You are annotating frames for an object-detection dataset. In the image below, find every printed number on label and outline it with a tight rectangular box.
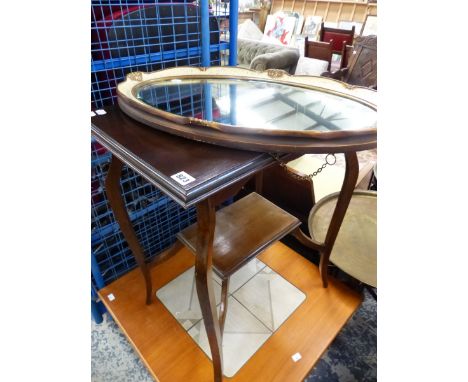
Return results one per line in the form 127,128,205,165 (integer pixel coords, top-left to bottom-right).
171,171,196,185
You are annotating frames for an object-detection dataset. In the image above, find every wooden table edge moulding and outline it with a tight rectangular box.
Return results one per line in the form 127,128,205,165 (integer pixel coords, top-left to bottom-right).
92,66,377,382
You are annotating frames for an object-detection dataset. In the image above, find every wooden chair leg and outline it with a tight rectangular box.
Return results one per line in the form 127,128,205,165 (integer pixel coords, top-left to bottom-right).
219,277,230,336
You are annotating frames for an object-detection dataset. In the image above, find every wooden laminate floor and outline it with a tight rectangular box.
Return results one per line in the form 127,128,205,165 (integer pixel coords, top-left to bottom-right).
97,241,362,382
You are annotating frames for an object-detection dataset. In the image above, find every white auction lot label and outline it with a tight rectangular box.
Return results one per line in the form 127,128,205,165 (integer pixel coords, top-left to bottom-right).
291,352,302,362
171,171,196,185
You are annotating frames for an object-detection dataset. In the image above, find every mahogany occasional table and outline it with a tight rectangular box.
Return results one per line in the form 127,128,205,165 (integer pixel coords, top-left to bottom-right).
92,67,376,382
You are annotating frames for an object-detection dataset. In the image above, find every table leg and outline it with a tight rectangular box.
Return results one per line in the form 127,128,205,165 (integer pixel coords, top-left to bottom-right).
255,171,263,194
319,152,359,288
105,155,153,305
219,277,230,337
195,198,223,382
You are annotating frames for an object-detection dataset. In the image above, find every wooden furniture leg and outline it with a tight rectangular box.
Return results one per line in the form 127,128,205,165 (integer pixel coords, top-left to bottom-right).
195,198,223,382
105,155,153,305
319,152,359,287
255,171,264,194
219,278,230,336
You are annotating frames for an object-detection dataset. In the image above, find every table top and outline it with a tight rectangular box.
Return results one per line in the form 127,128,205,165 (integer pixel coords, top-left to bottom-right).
91,106,278,208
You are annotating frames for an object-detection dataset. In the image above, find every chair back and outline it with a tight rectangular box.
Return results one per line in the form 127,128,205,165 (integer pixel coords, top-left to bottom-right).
344,35,377,88
304,38,333,71
319,23,355,54
340,44,354,69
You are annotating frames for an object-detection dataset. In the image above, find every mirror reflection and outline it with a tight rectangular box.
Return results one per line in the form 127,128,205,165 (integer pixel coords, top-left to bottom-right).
136,78,376,133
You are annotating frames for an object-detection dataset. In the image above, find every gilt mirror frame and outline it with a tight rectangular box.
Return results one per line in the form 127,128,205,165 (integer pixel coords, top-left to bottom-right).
117,67,377,153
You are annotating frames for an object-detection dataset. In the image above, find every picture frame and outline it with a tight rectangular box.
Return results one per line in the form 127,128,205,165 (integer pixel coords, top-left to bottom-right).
302,16,322,41
263,13,297,45
338,21,363,35
361,15,377,36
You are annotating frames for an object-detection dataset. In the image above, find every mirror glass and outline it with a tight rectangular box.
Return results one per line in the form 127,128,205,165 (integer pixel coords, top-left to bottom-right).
135,78,376,133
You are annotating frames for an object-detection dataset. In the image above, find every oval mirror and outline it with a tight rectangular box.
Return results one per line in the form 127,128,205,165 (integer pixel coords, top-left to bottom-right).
117,67,377,141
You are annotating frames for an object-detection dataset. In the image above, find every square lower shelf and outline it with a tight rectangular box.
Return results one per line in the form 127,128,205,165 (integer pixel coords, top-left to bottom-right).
98,242,362,382
177,192,301,278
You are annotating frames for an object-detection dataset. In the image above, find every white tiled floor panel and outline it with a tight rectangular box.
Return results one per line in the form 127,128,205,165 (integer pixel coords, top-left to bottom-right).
156,267,222,331
156,258,306,377
188,297,271,377
233,266,306,331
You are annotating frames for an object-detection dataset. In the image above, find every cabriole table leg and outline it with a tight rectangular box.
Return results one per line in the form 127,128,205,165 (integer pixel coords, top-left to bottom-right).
195,198,223,382
105,155,153,305
319,152,359,288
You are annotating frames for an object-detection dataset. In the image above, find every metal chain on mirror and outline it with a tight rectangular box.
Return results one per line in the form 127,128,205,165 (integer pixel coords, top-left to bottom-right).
270,153,337,181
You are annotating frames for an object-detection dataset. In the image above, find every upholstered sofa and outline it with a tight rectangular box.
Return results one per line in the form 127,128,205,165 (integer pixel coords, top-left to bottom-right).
237,38,300,74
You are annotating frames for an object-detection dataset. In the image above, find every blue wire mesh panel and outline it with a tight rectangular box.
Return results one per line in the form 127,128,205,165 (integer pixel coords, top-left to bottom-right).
91,0,229,109
92,193,197,286
91,140,197,288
